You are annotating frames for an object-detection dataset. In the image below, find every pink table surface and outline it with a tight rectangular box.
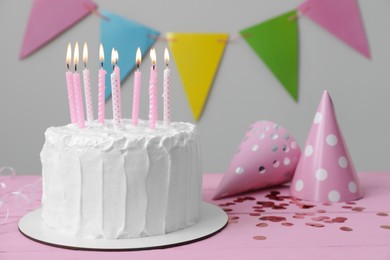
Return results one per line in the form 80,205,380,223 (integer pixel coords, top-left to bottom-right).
1,173,390,260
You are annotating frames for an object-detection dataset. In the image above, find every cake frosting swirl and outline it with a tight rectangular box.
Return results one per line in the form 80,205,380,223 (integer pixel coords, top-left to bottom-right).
41,119,202,239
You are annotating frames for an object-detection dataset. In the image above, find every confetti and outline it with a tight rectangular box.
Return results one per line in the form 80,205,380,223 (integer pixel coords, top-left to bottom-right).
260,216,287,222
253,235,267,240
272,205,287,210
332,217,347,223
340,227,353,231
305,222,325,228
257,201,275,207
311,216,330,222
216,188,379,241
218,202,236,207
296,212,315,216
252,206,263,209
300,204,315,209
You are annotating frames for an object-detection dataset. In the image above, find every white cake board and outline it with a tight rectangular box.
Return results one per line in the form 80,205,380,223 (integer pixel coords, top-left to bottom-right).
18,202,228,251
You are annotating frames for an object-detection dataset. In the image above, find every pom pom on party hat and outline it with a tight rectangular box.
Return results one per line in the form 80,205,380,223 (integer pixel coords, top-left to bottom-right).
290,91,363,203
213,120,301,200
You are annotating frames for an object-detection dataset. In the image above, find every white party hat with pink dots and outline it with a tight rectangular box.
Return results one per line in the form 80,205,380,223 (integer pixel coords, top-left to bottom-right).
290,91,363,203
213,120,301,200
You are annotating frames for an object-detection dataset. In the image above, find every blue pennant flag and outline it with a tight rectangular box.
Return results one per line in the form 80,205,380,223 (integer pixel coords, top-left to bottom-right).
100,11,159,100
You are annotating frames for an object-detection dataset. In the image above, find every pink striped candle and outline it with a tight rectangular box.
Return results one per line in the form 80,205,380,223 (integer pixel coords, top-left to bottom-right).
111,49,120,129
73,42,85,129
163,48,170,126
82,42,94,123
98,44,106,124
132,47,142,126
65,43,77,124
114,50,122,120
148,48,158,129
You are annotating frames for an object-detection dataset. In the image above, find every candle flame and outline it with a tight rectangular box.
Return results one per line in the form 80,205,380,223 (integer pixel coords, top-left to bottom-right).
136,47,142,66
150,48,156,65
115,50,119,64
99,43,104,64
83,42,88,67
164,48,169,65
111,48,116,65
73,42,79,70
66,43,72,69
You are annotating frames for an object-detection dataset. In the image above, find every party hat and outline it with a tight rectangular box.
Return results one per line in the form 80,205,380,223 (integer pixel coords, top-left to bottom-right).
290,91,363,202
213,120,301,200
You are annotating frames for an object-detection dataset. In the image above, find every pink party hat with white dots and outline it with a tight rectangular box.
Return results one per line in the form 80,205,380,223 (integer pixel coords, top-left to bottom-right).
213,120,301,200
290,91,363,203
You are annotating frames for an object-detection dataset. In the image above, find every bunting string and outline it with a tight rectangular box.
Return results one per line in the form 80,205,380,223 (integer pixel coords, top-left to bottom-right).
288,4,311,21
84,3,110,21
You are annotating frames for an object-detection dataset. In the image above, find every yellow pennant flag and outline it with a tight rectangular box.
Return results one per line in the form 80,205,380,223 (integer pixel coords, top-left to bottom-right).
167,33,229,121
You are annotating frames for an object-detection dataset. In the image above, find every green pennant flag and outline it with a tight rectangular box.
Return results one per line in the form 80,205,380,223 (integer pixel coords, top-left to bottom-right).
240,10,299,101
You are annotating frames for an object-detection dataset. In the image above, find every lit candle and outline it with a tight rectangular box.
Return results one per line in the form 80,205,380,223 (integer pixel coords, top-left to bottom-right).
73,42,85,129
163,48,170,126
98,43,106,124
65,43,77,124
82,42,93,124
132,47,142,126
149,48,158,129
111,48,121,129
114,50,122,120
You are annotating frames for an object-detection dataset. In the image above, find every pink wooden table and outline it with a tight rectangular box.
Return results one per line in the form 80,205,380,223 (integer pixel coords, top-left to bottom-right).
1,173,390,260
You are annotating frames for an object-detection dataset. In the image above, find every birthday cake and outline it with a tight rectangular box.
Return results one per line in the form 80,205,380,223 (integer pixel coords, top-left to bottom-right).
40,119,202,239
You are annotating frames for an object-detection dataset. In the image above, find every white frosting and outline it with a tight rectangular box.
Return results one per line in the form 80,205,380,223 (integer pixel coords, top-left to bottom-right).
41,119,202,239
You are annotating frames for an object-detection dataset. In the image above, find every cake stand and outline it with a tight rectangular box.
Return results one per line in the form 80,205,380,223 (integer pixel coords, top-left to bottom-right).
18,202,227,251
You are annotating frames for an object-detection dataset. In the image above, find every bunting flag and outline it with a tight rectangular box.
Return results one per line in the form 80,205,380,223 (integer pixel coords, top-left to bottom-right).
240,10,299,101
20,0,96,59
299,0,370,59
100,11,159,100
19,2,371,111
167,33,228,121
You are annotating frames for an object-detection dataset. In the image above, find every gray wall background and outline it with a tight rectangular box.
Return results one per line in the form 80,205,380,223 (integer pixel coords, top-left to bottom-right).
0,0,389,175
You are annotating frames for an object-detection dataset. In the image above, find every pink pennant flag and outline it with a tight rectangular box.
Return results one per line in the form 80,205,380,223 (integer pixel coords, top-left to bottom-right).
20,0,97,59
299,0,370,59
